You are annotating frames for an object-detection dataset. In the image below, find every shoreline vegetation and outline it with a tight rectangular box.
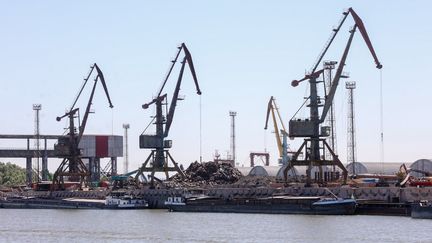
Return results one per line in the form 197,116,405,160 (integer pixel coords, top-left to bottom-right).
0,162,26,187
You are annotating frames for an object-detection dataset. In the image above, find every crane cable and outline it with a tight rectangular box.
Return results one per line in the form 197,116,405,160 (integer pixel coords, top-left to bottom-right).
380,69,384,172
199,95,202,163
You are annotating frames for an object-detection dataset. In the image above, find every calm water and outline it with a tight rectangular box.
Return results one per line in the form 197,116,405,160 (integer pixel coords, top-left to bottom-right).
0,209,431,243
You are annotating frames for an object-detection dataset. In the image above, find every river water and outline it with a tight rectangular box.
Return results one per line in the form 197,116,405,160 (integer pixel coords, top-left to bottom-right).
0,209,430,242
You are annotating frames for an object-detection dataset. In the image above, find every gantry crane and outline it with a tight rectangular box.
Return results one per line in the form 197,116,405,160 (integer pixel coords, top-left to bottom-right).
284,8,382,186
264,96,290,165
52,64,113,190
135,43,201,186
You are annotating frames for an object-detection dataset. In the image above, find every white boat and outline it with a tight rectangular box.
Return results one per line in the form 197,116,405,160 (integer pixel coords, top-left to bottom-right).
105,195,148,209
165,196,186,206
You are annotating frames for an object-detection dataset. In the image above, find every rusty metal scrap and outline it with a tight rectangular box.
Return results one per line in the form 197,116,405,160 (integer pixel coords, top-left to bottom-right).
168,161,243,188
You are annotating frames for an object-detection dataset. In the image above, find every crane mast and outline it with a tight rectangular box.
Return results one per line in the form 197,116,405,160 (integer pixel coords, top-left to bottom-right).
284,8,382,186
52,63,113,190
136,43,202,187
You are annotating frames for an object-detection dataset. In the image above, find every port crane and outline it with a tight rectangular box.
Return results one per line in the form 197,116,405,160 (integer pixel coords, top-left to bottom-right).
264,96,290,165
52,64,113,190
135,43,201,186
284,8,382,185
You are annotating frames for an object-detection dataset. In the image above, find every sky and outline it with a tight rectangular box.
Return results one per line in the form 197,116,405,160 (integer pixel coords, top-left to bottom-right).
1,1,432,173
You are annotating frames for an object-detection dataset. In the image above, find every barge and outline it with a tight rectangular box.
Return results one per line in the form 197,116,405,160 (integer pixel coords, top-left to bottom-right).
165,195,356,215
0,195,148,209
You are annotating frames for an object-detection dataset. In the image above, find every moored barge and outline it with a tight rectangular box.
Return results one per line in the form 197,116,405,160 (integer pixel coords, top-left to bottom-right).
165,195,356,215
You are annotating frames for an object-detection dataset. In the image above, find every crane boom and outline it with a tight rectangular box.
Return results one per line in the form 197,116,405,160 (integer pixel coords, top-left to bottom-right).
264,96,287,158
56,63,114,143
182,43,202,95
158,46,183,97
70,65,96,111
311,9,350,73
310,8,382,73
320,26,356,123
319,8,383,122
143,43,202,138
349,8,383,69
94,64,114,108
78,64,113,142
156,43,201,98
164,57,187,137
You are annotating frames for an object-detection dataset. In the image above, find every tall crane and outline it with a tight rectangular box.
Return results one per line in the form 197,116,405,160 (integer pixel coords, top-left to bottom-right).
135,43,201,186
264,96,290,165
284,8,382,186
52,64,113,190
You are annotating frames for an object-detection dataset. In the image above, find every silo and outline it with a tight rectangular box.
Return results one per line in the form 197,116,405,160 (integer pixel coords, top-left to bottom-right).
237,166,252,176
410,159,432,177
276,165,299,181
346,162,368,175
249,166,269,176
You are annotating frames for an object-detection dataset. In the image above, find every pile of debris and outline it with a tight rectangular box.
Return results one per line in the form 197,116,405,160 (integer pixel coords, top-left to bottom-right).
168,161,243,188
233,176,273,188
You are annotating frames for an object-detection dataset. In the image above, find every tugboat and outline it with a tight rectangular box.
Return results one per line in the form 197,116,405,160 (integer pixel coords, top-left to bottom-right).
411,200,432,219
105,194,148,209
165,195,356,215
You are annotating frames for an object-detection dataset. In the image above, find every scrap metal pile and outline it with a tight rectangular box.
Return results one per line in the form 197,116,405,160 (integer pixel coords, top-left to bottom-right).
167,161,243,188
233,176,273,188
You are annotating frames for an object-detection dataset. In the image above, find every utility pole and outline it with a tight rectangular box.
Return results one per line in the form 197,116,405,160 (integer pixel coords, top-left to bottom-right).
122,124,130,174
33,104,41,182
323,61,338,160
346,81,357,175
229,111,237,167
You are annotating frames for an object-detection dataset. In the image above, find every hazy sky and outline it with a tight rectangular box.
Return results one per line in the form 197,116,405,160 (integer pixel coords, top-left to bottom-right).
1,1,431,172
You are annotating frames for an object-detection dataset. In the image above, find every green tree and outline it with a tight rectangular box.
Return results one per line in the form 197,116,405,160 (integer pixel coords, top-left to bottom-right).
0,162,26,186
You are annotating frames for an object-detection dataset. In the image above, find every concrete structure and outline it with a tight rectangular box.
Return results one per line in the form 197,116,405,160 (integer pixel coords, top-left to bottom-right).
249,152,270,167
0,134,122,184
0,134,58,184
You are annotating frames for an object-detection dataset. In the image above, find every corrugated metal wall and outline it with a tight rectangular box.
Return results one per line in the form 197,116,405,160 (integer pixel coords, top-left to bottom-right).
79,135,123,158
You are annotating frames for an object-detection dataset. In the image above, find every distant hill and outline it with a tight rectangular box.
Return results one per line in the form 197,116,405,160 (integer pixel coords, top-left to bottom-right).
0,162,26,186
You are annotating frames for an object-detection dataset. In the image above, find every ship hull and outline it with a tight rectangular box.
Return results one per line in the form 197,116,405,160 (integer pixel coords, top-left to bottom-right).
411,202,432,219
168,197,356,215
